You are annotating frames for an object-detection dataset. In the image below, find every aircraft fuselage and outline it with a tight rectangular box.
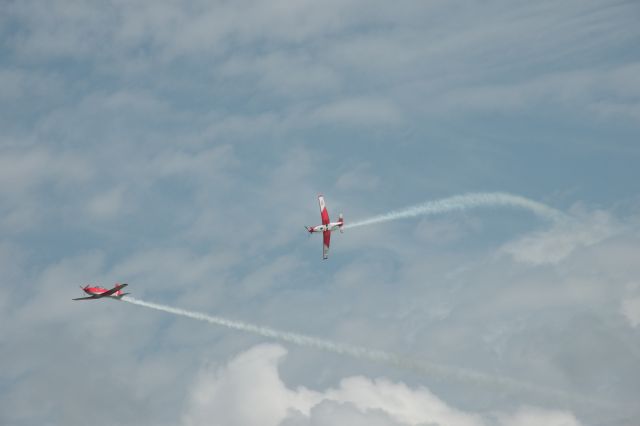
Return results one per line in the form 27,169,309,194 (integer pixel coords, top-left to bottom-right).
308,222,342,233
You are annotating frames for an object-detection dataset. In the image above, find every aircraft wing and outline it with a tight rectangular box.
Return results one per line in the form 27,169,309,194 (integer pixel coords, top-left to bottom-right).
318,195,330,225
100,283,128,297
323,230,330,260
72,296,97,301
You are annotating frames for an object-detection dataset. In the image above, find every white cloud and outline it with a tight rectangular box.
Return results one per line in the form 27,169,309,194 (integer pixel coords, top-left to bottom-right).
436,64,640,120
0,147,92,196
309,97,403,126
0,69,26,100
336,164,381,192
202,113,281,143
282,400,406,426
0,146,94,232
494,406,581,426
413,217,479,245
181,344,314,426
620,286,640,328
319,376,483,426
86,186,126,220
182,344,585,426
182,344,483,426
219,52,342,98
501,209,618,265
148,145,234,179
621,298,640,328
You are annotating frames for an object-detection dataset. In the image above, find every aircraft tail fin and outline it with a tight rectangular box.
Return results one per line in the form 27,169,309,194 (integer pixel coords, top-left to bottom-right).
338,213,344,233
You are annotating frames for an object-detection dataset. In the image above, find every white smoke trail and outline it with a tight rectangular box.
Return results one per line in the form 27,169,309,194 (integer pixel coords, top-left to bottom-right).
344,192,568,230
122,296,611,409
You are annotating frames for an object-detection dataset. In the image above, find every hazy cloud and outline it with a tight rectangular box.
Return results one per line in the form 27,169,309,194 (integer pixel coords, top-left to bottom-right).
501,209,619,265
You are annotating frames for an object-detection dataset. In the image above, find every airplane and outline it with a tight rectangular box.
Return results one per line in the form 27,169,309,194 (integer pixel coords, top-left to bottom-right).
305,195,343,259
72,283,129,301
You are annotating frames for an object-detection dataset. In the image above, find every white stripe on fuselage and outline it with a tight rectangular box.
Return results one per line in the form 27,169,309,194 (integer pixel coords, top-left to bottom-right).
311,222,342,232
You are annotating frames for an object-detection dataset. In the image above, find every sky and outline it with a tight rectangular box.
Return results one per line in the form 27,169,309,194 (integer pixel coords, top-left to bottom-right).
1,0,639,425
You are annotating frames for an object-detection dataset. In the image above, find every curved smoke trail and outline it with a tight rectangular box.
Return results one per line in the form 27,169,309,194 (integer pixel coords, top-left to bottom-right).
344,192,567,230
122,296,611,409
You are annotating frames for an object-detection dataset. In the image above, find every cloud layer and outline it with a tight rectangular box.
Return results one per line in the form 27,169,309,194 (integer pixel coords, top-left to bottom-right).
1,1,639,425
182,344,583,426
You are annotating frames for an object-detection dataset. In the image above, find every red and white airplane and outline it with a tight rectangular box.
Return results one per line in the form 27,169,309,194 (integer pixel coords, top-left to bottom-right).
72,283,129,301
305,195,343,259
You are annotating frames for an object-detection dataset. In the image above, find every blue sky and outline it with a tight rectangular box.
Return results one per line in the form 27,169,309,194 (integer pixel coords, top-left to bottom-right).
1,1,639,425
